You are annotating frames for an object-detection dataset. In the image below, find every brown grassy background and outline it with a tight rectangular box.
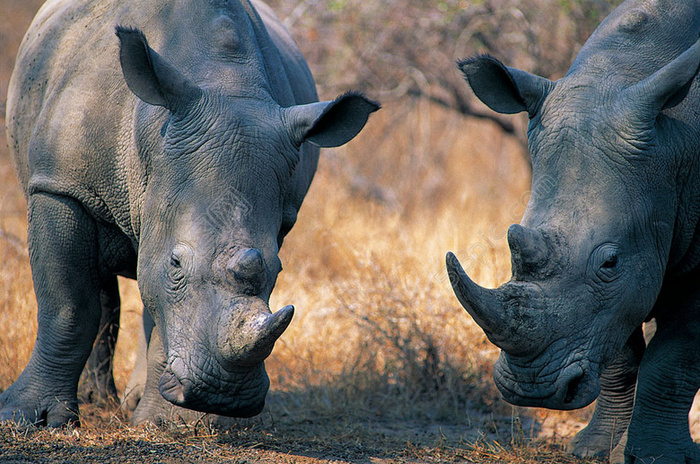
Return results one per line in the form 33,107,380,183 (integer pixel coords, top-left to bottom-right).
2,0,695,463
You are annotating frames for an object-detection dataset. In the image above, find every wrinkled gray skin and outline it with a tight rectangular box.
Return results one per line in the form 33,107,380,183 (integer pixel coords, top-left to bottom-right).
447,0,700,462
2,0,378,427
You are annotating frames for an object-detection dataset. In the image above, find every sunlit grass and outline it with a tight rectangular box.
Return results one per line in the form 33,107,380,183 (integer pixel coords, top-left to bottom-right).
265,100,530,427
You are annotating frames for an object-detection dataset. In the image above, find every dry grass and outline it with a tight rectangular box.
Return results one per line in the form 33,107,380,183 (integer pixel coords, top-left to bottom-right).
266,100,527,422
0,1,602,463
0,417,588,464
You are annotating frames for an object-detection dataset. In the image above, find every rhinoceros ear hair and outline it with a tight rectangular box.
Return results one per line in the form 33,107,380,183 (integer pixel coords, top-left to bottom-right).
116,26,203,115
284,92,381,148
620,38,700,120
458,55,553,117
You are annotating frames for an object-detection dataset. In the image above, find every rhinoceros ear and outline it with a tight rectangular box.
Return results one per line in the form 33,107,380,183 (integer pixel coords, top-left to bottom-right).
284,92,380,148
619,38,700,123
116,26,203,115
458,55,553,117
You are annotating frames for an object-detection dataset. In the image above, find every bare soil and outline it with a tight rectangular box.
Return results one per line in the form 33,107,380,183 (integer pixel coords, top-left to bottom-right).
0,403,590,464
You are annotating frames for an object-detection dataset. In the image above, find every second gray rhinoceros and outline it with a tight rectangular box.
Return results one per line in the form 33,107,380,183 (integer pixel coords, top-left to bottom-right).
1,0,378,426
447,0,700,462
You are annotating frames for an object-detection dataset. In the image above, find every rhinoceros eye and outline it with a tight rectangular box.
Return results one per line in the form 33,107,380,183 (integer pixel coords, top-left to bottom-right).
167,243,194,297
170,243,194,268
601,253,618,269
168,254,185,287
591,243,621,283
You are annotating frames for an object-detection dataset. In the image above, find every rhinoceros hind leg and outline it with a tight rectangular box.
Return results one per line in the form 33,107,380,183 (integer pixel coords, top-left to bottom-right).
121,309,154,413
0,193,103,427
568,325,645,460
79,276,120,406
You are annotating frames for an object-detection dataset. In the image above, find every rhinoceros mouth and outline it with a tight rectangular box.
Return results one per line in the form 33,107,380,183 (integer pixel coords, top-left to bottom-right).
493,357,600,411
158,357,269,417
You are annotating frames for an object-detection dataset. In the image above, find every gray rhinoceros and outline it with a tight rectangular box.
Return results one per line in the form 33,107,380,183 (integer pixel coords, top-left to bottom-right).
446,0,700,462
1,0,378,426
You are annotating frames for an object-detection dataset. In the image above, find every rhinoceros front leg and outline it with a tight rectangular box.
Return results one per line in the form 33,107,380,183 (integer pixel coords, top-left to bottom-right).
79,276,120,406
130,326,186,425
0,193,103,426
568,325,645,460
625,294,700,464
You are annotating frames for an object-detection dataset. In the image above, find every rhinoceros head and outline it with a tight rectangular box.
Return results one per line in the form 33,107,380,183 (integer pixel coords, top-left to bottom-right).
448,36,700,410
116,27,378,416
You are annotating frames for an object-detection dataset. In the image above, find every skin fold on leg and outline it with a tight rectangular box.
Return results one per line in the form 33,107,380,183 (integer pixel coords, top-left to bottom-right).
625,285,700,464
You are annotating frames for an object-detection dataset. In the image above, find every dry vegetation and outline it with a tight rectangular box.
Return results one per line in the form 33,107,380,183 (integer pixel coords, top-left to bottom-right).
0,0,674,462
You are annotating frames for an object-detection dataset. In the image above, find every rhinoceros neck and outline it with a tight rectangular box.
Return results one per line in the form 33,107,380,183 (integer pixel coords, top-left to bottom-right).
667,157,700,275
555,0,700,277
568,0,700,84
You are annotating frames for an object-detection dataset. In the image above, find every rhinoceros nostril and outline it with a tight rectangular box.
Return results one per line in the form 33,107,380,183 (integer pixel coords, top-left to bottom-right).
507,224,549,279
158,366,186,405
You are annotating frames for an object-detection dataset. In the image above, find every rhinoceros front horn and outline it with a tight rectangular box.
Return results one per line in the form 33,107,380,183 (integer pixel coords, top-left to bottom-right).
219,302,294,368
445,252,519,351
263,304,295,345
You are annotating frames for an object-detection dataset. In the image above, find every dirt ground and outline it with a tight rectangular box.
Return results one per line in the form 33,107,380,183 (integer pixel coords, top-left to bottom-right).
0,403,590,464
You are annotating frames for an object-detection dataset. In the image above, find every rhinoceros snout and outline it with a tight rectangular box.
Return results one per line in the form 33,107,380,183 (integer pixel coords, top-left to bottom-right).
158,356,269,416
494,357,600,411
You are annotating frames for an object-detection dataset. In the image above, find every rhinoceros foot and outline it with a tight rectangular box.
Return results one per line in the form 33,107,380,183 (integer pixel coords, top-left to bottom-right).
0,364,80,427
568,422,627,460
624,442,700,464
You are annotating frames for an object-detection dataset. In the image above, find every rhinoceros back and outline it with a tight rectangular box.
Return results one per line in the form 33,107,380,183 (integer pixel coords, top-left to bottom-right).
6,0,319,238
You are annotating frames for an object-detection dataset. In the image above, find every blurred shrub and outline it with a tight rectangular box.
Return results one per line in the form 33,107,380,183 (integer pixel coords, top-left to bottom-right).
2,0,617,132
268,0,617,127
